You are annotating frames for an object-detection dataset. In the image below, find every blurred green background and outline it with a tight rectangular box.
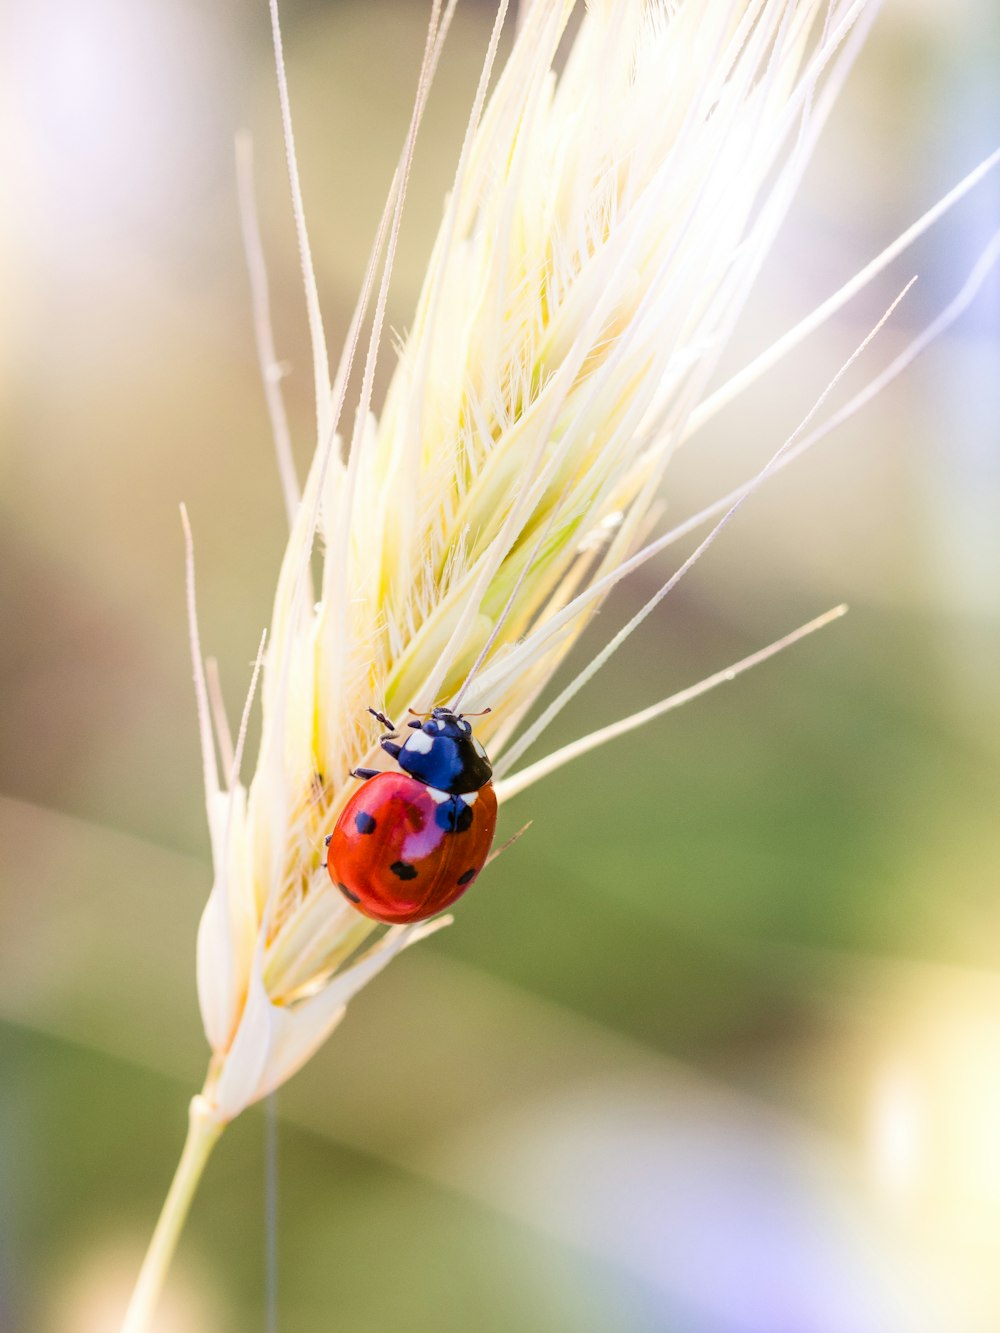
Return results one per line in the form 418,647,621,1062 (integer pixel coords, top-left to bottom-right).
3,1,1000,1330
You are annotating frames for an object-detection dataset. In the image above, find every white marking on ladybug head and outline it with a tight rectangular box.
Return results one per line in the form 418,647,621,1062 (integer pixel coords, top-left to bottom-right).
406,730,434,754
426,787,450,804
459,791,478,805
473,738,487,758
434,718,445,730
459,719,471,733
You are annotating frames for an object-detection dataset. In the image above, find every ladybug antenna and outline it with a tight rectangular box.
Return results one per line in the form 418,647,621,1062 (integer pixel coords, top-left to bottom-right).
407,707,431,717
458,708,492,719
368,707,397,733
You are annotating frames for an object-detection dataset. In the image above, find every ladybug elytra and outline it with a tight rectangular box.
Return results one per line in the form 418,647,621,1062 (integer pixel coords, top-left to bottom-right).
325,707,497,924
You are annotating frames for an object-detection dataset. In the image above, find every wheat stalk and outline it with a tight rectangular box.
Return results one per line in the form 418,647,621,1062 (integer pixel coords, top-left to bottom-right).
121,2,1000,1328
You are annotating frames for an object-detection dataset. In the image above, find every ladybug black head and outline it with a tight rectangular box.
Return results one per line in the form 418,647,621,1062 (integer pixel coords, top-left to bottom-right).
387,706,493,794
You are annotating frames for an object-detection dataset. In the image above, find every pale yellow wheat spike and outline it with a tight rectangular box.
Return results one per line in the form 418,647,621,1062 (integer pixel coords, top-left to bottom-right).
236,4,891,1054
189,0,998,1126
344,2,865,740
124,6,999,1328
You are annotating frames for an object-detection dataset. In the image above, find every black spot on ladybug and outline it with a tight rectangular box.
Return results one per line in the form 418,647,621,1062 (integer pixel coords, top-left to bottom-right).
336,882,361,903
390,860,417,881
435,799,473,834
355,811,376,835
457,868,478,886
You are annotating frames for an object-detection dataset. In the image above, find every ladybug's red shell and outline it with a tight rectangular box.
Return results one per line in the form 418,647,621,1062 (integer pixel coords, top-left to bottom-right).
327,772,498,924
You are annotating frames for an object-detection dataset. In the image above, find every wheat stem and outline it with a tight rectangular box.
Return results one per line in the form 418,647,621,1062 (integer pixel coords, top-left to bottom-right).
120,1092,224,1333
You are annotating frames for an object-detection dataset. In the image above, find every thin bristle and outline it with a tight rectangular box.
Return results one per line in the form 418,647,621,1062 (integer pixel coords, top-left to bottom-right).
269,0,330,445
235,133,299,529
493,276,915,774
181,504,220,822
495,604,850,801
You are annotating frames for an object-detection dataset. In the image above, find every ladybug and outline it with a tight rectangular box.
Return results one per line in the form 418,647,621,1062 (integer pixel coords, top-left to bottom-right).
325,706,497,924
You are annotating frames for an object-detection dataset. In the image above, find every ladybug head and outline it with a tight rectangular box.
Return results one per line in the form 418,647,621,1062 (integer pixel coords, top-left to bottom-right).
423,707,474,739
389,706,493,794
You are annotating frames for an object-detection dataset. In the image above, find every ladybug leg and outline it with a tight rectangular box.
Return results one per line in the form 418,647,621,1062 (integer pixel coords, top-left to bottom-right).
380,740,402,760
368,707,396,731
350,767,380,781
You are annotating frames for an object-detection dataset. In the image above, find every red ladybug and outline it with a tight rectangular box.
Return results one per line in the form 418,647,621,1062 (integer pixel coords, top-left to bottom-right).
326,707,497,924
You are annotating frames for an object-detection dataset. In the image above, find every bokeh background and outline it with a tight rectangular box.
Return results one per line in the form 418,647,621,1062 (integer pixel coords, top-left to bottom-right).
3,1,1000,1329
